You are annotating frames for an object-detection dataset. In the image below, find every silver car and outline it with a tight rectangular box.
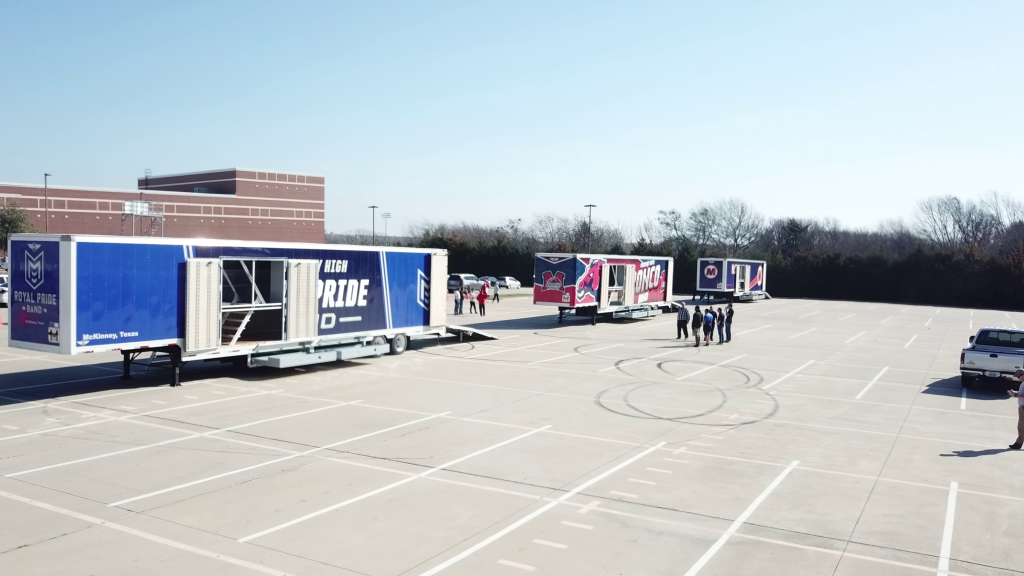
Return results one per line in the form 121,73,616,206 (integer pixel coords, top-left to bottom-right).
497,276,522,289
447,273,485,293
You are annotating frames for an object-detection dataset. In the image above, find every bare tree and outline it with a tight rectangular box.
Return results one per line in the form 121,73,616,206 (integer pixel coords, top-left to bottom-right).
715,198,765,256
686,205,718,256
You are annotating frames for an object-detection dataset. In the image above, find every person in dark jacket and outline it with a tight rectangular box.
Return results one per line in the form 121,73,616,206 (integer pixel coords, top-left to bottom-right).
716,307,725,344
725,304,734,342
677,306,691,340
692,306,703,347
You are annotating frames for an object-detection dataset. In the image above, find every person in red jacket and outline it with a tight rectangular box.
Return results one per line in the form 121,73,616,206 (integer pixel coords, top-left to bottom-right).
477,283,488,316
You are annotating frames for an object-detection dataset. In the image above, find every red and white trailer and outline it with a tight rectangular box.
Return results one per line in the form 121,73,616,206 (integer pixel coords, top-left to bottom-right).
533,253,676,323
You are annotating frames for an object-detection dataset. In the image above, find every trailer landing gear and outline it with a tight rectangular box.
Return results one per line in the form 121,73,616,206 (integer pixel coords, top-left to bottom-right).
121,346,182,387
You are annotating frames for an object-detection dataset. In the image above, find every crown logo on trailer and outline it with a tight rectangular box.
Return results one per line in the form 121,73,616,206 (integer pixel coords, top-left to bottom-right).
25,245,44,290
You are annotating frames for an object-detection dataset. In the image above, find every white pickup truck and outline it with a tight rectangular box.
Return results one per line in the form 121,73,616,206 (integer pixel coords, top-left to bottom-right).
960,327,1024,388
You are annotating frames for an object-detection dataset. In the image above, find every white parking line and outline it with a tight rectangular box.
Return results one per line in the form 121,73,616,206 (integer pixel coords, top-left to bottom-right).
844,331,866,344
960,389,966,410
7,400,362,478
0,488,296,576
417,443,664,576
799,312,819,319
760,309,785,316
599,348,684,372
676,355,745,381
629,478,656,485
881,316,892,323
763,361,815,390
497,559,535,571
839,314,854,321
528,343,621,365
560,521,592,530
109,409,439,507
467,340,564,359
854,367,889,400
937,482,958,576
664,458,689,464
925,318,932,327
736,325,770,336
904,335,917,349
239,426,550,543
681,461,799,576
609,490,638,498
532,539,567,549
646,468,672,474
788,328,817,340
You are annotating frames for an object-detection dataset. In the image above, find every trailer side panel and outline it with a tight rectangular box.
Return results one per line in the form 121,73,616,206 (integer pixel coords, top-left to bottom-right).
8,239,62,351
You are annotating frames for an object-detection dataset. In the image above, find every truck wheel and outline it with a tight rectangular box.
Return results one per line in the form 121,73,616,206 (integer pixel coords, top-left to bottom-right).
960,374,975,388
390,334,408,355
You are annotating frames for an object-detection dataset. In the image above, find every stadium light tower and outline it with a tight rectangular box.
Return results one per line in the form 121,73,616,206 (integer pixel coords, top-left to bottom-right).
44,174,52,233
368,205,379,245
381,213,391,246
584,204,597,253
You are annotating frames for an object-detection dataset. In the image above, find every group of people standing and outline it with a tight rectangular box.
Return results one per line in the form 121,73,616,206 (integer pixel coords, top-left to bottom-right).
676,304,734,346
452,282,499,317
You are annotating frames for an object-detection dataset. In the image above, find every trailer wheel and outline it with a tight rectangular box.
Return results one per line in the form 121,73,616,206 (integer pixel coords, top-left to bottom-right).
390,334,408,355
960,374,975,388
371,336,387,357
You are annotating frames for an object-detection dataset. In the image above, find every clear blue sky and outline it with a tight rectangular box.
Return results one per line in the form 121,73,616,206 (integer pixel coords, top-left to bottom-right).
2,2,1022,234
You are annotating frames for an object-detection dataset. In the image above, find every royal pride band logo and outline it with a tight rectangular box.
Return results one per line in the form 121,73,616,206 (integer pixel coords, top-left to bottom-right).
703,264,718,279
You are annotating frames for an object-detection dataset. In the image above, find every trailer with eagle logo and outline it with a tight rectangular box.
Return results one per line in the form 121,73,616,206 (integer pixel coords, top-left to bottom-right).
696,257,769,301
533,253,676,324
6,234,450,386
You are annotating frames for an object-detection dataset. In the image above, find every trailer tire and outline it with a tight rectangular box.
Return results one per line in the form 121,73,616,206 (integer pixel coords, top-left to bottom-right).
371,336,387,357
390,334,408,355
960,374,975,388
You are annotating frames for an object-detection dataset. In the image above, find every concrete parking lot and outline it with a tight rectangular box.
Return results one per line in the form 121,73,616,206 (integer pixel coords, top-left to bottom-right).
1,295,1022,576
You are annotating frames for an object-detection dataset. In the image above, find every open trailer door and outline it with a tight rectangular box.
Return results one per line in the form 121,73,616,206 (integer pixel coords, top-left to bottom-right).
186,258,222,353
285,259,319,341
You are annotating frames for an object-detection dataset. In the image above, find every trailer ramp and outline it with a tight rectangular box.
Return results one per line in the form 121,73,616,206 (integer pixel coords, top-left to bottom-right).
446,325,499,342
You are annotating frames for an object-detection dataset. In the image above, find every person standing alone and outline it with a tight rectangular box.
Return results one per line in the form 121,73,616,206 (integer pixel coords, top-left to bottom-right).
453,288,462,315
725,304,734,342
492,281,500,303
1008,370,1024,450
677,305,690,340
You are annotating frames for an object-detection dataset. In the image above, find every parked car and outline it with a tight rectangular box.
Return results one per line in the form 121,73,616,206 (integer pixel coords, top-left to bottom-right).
447,273,485,292
497,276,522,289
478,276,498,287
960,327,1024,387
0,274,7,307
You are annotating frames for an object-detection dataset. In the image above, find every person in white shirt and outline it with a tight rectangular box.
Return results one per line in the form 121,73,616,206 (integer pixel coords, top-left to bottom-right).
1008,369,1024,450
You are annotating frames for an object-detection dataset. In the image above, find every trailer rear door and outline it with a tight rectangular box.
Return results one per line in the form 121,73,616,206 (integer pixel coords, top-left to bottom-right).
624,265,637,305
286,260,319,341
186,259,222,352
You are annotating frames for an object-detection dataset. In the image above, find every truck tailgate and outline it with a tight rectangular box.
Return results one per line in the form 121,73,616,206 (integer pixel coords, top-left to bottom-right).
963,348,1024,375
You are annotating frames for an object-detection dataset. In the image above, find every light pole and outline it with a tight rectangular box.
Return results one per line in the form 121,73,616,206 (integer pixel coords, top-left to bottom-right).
584,204,596,253
44,173,52,234
368,205,379,245
381,213,391,246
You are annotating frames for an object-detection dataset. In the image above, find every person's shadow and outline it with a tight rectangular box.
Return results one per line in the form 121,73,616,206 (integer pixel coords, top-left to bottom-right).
940,448,1011,458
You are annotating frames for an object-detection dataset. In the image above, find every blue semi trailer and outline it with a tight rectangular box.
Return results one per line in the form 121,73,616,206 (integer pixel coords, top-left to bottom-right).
695,257,769,301
7,234,449,385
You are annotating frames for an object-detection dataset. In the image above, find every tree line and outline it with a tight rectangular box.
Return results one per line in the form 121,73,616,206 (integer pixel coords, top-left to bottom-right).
388,192,1024,309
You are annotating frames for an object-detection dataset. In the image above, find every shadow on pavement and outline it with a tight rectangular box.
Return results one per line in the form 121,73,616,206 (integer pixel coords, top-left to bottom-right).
940,448,1014,457
921,376,1011,401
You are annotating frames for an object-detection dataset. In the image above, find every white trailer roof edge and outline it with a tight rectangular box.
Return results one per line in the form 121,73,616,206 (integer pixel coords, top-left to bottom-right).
11,233,447,256
536,252,674,261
